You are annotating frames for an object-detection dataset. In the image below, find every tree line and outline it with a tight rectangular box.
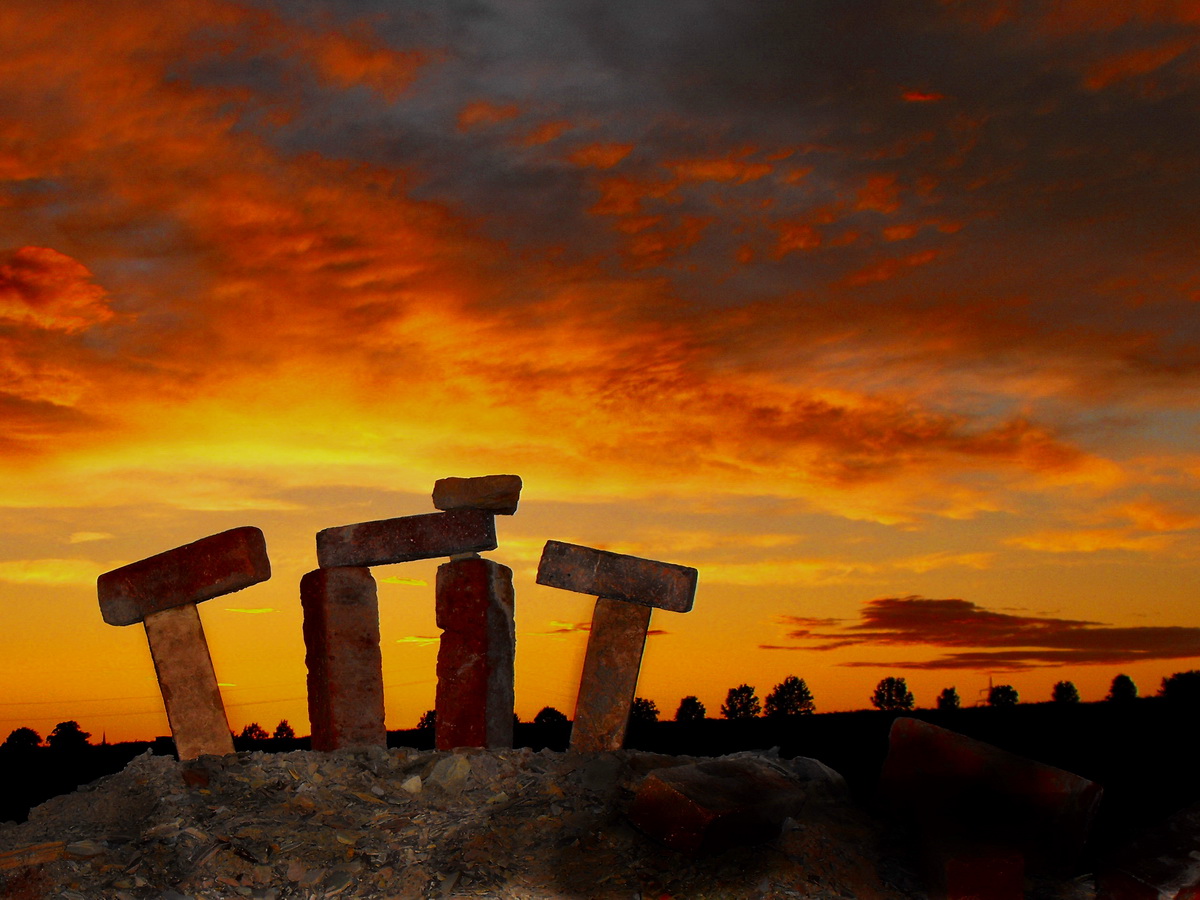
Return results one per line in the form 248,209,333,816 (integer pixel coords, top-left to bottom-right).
10,669,1200,750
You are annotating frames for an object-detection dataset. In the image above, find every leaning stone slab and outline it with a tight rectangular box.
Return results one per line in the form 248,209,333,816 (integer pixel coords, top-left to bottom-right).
301,567,386,751
571,597,651,752
880,717,1102,875
627,756,811,854
434,556,516,750
316,508,497,568
433,474,523,515
1097,801,1200,900
536,540,697,613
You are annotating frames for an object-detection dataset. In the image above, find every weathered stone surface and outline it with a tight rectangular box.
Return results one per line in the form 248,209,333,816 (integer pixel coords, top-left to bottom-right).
627,756,810,855
434,557,515,750
98,526,271,627
924,839,1025,900
880,717,1103,874
301,567,386,751
433,474,523,515
571,596,652,752
536,541,697,613
143,604,234,760
1097,801,1200,900
316,508,496,569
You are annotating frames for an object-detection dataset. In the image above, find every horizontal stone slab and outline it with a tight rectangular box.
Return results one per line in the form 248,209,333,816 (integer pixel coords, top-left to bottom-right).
98,526,271,627
535,541,697,613
433,474,522,515
317,508,497,568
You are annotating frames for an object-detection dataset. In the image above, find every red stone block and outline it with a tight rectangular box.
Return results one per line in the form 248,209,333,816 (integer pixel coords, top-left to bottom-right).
434,557,515,750
627,757,808,854
1097,801,1200,900
536,541,697,613
923,839,1025,900
571,596,652,752
433,474,523,515
98,526,271,626
316,508,496,569
301,567,386,751
880,717,1102,874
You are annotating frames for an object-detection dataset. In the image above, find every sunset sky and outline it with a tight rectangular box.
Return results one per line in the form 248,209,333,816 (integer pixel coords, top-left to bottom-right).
2,1,1199,744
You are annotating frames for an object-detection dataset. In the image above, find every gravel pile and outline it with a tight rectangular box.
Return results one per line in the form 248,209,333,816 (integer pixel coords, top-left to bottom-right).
0,746,933,899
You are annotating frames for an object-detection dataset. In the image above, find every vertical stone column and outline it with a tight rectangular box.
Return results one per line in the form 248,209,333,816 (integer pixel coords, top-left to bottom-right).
301,567,386,751
571,597,652,751
434,556,515,749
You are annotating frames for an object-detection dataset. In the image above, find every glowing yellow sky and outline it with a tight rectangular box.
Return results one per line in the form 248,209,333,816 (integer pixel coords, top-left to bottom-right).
2,0,1200,742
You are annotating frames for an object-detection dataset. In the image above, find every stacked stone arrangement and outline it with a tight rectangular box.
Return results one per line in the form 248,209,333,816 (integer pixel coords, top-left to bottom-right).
96,527,272,760
306,475,521,752
535,540,699,752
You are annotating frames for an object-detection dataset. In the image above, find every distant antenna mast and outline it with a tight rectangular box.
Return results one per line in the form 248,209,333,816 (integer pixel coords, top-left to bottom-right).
976,675,993,706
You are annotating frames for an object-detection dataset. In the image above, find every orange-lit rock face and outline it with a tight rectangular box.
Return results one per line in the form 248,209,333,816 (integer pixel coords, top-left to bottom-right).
316,509,497,569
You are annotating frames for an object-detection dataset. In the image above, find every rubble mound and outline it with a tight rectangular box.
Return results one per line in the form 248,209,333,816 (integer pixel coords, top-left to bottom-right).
0,746,923,899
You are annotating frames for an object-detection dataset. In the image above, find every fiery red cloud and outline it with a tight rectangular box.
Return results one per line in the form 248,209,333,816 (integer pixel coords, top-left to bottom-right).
764,597,1200,670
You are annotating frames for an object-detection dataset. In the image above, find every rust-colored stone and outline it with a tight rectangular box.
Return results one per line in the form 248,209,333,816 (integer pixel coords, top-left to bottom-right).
1097,801,1200,900
316,508,496,569
924,839,1025,900
434,557,515,750
143,604,234,759
571,596,652,752
880,717,1102,874
536,541,697,612
627,757,809,854
433,474,523,515
98,526,271,626
301,567,386,751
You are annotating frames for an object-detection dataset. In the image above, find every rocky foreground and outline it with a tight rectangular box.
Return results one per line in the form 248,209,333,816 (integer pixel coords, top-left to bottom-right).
0,747,1091,899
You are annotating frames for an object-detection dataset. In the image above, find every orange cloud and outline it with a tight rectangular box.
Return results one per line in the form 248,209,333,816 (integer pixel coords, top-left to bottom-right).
519,120,572,146
567,143,634,169
0,248,115,334
457,100,521,131
1083,37,1196,90
666,153,772,184
855,173,901,213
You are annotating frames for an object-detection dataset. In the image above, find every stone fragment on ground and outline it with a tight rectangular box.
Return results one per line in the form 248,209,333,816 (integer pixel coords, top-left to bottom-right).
0,746,930,899
1097,799,1200,900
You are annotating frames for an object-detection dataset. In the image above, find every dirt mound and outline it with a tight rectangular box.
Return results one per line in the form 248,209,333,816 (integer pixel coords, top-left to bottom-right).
0,746,930,898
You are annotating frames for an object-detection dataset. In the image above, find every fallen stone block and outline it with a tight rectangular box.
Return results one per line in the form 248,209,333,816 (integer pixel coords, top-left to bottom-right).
433,474,523,515
1097,801,1200,900
301,567,386,751
879,717,1102,874
316,508,497,568
434,556,516,750
922,838,1025,900
627,756,811,855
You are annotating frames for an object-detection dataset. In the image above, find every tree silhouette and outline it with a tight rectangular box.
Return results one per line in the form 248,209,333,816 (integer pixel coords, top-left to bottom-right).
1107,673,1138,702
630,697,659,725
2,727,41,751
1159,670,1200,705
273,719,295,740
417,709,437,731
936,687,960,710
721,684,761,719
1052,681,1080,704
988,684,1019,707
47,721,91,751
871,677,915,711
674,695,706,723
533,707,568,727
238,722,268,741
764,676,815,718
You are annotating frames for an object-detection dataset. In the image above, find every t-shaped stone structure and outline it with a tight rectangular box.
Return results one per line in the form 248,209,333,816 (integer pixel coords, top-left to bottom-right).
308,477,520,751
97,526,271,759
536,540,698,752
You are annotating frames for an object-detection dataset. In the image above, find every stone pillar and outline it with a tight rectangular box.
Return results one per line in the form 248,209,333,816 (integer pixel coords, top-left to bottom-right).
434,556,515,749
571,596,652,752
301,567,386,751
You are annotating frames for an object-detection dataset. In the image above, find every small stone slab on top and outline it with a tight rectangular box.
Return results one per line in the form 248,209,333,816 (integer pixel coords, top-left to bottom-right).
316,508,497,569
536,540,697,613
433,474,522,516
97,526,271,627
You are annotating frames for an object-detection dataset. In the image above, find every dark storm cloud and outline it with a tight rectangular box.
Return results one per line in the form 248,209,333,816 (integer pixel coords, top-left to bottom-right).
762,596,1200,670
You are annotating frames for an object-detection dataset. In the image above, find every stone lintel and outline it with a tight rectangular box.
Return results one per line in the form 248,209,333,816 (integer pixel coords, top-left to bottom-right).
301,567,386,751
316,508,496,569
98,526,271,627
433,474,523,515
536,541,696,613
